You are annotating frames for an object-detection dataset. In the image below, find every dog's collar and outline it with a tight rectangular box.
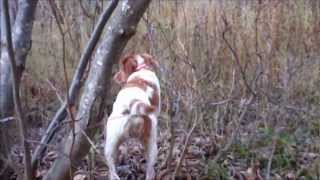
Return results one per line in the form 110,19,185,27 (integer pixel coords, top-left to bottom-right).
136,64,152,71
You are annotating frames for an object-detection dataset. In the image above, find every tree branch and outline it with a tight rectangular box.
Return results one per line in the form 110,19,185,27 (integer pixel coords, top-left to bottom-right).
172,116,198,179
1,0,32,179
221,16,256,96
31,0,119,170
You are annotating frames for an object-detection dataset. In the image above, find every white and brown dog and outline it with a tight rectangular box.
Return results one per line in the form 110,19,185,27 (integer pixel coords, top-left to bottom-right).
104,53,160,180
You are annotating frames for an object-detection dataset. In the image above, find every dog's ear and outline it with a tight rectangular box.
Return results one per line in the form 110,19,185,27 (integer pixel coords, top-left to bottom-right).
141,53,159,69
120,55,137,75
113,71,126,84
115,55,138,84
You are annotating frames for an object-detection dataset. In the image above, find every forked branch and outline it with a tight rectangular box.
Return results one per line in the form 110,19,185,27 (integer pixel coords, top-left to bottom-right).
31,0,119,171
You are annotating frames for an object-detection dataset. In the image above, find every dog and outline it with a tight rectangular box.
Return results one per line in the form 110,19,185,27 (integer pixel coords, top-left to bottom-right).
104,53,160,180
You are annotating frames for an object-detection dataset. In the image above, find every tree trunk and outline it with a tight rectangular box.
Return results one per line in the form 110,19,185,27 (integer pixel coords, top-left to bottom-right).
44,0,151,180
0,0,38,178
31,0,119,172
2,0,33,178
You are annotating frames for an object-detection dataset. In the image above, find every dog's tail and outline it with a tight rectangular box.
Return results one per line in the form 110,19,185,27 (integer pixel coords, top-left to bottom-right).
129,99,156,115
127,114,152,142
124,100,155,141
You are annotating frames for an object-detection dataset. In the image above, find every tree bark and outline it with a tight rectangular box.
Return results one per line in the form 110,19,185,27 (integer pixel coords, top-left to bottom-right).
0,0,38,178
0,0,38,124
31,0,119,172
44,0,151,180
1,0,32,179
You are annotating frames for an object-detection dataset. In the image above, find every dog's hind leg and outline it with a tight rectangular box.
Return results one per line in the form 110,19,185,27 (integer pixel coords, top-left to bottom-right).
144,116,158,180
104,118,124,180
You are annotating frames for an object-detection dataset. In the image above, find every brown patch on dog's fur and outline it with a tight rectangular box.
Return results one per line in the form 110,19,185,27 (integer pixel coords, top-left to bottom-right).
126,114,151,143
114,55,137,84
150,91,159,110
125,78,159,111
128,99,156,115
140,53,159,70
114,53,159,84
141,115,152,144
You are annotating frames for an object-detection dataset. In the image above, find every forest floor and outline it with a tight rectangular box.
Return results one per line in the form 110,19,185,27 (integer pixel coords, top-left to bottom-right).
8,113,320,180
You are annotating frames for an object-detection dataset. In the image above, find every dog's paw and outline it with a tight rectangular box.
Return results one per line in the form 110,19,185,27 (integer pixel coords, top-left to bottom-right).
145,168,155,180
110,172,121,180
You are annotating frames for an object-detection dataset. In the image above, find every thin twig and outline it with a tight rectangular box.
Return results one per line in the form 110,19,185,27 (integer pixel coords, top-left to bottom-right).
78,0,95,19
46,79,63,104
221,15,256,96
213,51,262,162
78,128,107,166
163,92,180,169
210,67,236,112
2,0,32,179
172,112,199,179
28,139,86,169
266,138,276,180
213,94,254,163
0,117,15,123
28,140,72,160
47,1,77,178
209,98,233,106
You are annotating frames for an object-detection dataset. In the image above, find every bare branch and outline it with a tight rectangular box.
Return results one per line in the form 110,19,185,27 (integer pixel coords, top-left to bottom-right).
162,92,181,169
172,110,199,179
213,94,254,163
266,138,276,180
46,2,78,177
221,16,256,96
0,117,15,123
78,0,95,19
46,79,63,104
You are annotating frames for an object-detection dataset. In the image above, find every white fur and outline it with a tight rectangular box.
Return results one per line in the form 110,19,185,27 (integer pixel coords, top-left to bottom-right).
135,55,145,65
105,67,160,180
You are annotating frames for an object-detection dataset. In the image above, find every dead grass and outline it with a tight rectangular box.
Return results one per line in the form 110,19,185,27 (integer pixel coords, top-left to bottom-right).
22,0,320,179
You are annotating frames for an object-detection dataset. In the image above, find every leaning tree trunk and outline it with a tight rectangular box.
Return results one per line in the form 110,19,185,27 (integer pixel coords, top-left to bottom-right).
0,0,38,120
0,0,38,178
44,0,151,180
31,0,120,173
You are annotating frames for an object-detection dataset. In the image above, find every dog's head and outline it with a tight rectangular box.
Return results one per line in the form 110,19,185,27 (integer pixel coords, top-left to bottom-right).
113,53,159,84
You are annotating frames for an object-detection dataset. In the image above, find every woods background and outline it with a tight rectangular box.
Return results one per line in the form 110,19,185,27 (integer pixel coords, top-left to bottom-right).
0,0,319,179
